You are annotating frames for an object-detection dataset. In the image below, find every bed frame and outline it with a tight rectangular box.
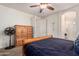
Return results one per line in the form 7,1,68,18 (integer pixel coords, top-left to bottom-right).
23,36,50,44
22,36,50,55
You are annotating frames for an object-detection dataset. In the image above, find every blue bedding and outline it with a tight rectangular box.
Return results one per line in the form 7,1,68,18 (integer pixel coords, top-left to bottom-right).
24,38,78,56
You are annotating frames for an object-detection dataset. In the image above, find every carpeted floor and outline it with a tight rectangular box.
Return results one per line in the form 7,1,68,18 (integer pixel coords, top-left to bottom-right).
0,46,23,56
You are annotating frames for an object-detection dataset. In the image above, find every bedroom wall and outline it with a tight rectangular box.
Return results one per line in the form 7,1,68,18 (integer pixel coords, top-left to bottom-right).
32,4,79,41
45,4,79,41
0,5,36,48
46,13,60,38
31,16,47,37
31,12,61,38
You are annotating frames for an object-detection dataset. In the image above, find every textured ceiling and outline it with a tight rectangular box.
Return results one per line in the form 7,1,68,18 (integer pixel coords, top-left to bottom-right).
0,3,78,17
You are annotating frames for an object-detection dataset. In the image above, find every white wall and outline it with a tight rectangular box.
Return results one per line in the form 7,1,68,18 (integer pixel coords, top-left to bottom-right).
46,13,60,38
32,4,79,41
31,16,47,37
45,4,79,41
0,5,34,48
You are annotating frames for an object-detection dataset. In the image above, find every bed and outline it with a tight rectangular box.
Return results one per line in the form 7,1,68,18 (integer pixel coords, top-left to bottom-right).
23,37,78,56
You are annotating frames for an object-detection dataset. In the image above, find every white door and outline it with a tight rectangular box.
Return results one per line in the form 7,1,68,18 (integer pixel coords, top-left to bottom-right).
61,11,77,41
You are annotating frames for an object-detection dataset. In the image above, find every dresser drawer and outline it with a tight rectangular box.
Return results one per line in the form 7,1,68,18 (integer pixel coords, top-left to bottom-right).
16,40,23,46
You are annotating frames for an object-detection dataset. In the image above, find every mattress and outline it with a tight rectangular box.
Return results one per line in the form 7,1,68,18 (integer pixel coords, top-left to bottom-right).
23,38,78,56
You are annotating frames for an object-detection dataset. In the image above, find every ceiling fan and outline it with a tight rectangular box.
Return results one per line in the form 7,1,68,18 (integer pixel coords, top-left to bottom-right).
30,3,54,13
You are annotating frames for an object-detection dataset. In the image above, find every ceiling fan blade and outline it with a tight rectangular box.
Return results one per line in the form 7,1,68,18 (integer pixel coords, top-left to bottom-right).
40,9,43,13
30,5,39,7
47,6,54,10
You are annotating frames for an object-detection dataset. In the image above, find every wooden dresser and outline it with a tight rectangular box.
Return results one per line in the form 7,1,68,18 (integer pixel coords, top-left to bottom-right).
15,25,33,46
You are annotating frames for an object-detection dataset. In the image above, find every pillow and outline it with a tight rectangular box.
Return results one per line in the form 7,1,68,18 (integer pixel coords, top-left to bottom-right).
74,35,79,54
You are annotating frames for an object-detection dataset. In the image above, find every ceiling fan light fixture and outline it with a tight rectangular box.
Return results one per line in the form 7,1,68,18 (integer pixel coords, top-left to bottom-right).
40,4,47,9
